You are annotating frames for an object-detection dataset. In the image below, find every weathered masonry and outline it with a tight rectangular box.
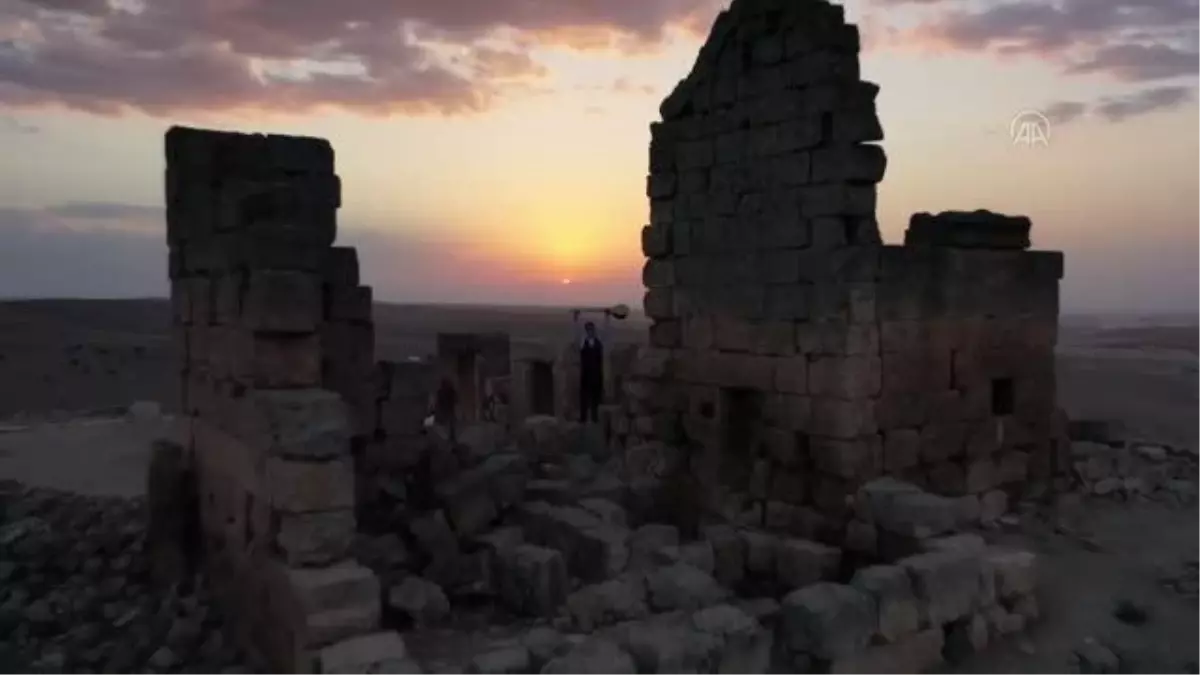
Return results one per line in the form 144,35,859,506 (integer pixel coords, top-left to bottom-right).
621,0,1065,534
166,129,398,672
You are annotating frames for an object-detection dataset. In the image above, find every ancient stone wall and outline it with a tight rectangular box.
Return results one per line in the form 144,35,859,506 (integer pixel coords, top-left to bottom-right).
623,0,1065,537
436,332,511,424
165,127,385,672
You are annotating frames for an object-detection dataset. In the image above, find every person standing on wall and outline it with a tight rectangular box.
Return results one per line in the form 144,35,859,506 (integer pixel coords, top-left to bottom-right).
573,309,607,424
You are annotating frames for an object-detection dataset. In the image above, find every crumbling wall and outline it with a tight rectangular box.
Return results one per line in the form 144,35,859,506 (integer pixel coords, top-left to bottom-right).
166,127,384,672
621,0,1064,538
436,332,511,424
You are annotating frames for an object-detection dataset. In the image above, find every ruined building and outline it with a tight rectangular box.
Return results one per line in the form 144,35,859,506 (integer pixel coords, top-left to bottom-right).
618,0,1064,533
159,0,1063,671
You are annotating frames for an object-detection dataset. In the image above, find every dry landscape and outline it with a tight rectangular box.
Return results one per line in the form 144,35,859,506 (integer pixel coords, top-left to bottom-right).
0,299,1195,673
2,6,1197,672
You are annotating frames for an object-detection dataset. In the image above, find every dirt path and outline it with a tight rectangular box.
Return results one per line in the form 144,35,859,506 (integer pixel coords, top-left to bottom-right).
953,497,1198,673
0,413,170,498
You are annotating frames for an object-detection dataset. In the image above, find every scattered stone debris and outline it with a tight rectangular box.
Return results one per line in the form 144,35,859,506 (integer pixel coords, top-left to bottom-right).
1066,435,1198,507
0,484,251,673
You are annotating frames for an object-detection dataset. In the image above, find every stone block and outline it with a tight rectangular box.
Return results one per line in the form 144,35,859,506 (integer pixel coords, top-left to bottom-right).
388,575,449,626
704,525,747,586
963,457,999,494
532,506,631,583
740,530,780,577
832,109,884,144
780,583,875,660
326,285,373,324
905,210,1031,250
229,332,322,388
810,145,887,184
774,358,808,394
542,637,636,674
986,548,1037,600
762,393,812,432
900,549,983,626
920,423,966,463
763,284,810,321
855,478,957,539
409,510,460,563
316,632,419,674
647,563,731,611
928,462,967,496
275,509,355,566
629,523,680,567
469,646,532,674
884,429,920,471
322,246,359,288
641,224,672,258
285,561,380,616
830,628,943,674
219,228,329,272
241,270,321,333
776,539,841,588
436,470,500,539
496,544,569,618
811,435,881,480
875,393,927,430
810,398,876,438
643,259,675,289
850,564,920,642
758,428,800,468
809,356,881,398
643,288,675,320
997,450,1029,485
241,389,350,460
565,575,648,631
266,457,355,513
713,315,753,352
796,322,879,356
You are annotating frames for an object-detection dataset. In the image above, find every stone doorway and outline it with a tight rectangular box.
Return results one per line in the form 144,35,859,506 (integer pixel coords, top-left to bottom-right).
529,360,555,416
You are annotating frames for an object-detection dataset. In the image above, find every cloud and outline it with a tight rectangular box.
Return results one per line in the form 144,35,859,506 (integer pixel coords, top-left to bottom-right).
885,0,1199,82
0,204,168,298
0,0,722,117
0,114,39,133
43,201,162,221
1043,85,1195,125
1094,84,1195,121
1042,100,1088,125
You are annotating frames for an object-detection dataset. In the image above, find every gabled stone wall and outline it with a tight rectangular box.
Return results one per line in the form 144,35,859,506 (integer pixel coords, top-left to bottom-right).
621,0,1065,538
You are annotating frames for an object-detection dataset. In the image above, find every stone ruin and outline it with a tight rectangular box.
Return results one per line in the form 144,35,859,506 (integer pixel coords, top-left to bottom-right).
152,0,1068,672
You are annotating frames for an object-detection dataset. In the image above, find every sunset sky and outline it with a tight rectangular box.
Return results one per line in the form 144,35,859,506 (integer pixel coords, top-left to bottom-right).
0,0,1197,312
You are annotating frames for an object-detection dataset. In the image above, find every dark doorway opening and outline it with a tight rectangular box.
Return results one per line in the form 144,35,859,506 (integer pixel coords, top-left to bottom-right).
456,352,479,423
720,387,764,490
991,377,1014,416
530,360,555,416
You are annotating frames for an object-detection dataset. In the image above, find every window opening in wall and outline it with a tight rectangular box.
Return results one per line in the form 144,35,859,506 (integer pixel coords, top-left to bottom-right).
991,377,1014,415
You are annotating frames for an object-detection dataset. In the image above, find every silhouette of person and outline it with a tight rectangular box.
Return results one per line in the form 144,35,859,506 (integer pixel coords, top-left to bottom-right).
575,312,606,424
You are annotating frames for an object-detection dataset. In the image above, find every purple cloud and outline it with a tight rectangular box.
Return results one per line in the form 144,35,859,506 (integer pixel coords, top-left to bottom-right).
894,0,1198,82
0,0,722,117
1042,85,1195,125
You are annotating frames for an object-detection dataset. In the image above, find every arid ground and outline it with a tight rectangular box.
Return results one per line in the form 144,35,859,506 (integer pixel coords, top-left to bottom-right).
0,299,1195,673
